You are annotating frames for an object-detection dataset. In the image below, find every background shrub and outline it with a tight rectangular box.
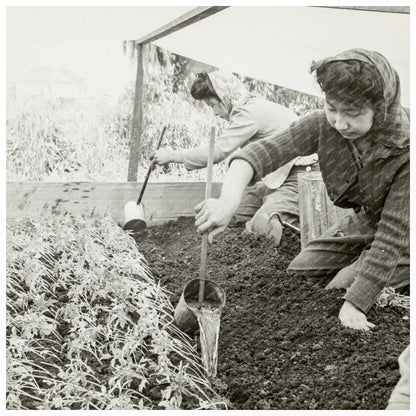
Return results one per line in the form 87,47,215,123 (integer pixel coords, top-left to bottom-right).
6,45,323,182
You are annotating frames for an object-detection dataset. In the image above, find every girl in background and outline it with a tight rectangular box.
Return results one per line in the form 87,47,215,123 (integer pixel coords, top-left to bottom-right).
154,71,318,246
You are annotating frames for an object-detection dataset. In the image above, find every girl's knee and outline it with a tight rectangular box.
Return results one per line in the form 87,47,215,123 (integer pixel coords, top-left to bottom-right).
288,252,338,276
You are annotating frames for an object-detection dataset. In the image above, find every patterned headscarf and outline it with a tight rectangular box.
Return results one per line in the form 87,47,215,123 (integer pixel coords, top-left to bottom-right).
310,48,409,159
207,70,251,114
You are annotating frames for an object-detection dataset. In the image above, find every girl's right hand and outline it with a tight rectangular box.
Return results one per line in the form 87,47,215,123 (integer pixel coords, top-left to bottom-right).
195,198,234,243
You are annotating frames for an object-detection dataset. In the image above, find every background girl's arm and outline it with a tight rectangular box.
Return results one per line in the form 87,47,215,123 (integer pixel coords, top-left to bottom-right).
180,105,259,169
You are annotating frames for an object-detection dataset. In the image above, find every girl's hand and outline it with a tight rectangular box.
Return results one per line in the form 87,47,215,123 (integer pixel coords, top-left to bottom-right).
195,198,234,243
194,159,254,243
338,300,375,331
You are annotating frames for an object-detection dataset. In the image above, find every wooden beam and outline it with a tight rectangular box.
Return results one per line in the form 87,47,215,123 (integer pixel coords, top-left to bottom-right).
127,43,145,181
7,182,222,227
135,6,229,45
313,6,409,14
298,172,353,248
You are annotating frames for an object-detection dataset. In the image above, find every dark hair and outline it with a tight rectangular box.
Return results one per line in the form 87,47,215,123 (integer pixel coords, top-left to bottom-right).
316,60,384,109
190,72,221,101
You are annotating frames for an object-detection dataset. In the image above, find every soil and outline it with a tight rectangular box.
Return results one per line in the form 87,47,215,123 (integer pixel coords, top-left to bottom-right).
134,216,410,411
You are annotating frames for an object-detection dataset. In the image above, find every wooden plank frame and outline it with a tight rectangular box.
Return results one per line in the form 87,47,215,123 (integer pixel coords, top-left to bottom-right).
7,182,222,227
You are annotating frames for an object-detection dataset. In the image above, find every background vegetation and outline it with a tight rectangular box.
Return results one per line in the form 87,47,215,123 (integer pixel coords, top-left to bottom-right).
7,45,323,183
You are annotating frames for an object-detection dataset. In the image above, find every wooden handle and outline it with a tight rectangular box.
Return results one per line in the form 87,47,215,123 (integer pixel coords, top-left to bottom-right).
198,126,215,303
136,126,167,205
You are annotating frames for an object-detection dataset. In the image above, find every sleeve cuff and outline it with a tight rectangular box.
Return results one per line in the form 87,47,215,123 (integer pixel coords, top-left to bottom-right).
343,275,384,314
181,150,204,170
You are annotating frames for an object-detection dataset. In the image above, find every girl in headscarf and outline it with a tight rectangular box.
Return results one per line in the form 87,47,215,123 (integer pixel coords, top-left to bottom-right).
195,49,410,332
154,70,318,245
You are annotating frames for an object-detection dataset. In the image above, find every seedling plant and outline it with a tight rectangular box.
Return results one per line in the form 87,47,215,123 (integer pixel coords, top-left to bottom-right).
6,212,225,410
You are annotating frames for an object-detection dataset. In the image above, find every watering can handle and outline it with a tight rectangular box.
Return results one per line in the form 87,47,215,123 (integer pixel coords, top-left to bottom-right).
271,212,301,234
198,126,215,303
136,126,167,205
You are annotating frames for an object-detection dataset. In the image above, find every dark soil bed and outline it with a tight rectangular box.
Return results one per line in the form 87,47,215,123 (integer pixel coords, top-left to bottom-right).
134,217,409,410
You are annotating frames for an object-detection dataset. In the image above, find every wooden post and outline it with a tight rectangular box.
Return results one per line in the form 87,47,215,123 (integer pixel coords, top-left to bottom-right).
298,172,352,248
127,43,145,182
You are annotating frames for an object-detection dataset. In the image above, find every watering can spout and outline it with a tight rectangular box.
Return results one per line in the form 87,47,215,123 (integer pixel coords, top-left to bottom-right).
174,279,226,335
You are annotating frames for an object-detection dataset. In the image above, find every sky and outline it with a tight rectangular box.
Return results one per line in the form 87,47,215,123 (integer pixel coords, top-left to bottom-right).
6,6,194,95
6,6,193,43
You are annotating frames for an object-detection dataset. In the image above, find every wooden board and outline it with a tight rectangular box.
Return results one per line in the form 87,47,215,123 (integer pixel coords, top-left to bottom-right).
314,6,409,14
134,6,229,45
127,43,145,182
298,172,352,248
6,182,222,227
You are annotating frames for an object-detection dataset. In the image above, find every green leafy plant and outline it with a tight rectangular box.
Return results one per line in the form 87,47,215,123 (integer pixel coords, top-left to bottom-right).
6,212,226,410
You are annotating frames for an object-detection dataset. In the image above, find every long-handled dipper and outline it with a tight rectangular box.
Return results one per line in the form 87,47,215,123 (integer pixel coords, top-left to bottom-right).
122,126,167,232
198,126,216,304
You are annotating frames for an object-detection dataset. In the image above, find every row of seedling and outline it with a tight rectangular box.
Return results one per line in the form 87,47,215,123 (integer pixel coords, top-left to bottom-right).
6,212,225,410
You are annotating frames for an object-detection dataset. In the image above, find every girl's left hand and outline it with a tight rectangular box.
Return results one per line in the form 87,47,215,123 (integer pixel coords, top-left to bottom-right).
338,300,375,331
